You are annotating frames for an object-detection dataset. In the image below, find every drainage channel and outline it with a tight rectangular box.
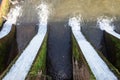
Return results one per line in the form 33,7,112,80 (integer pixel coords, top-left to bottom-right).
2,3,48,80
0,5,22,39
0,2,22,76
69,17,118,80
1,1,120,80
47,21,73,80
98,18,120,72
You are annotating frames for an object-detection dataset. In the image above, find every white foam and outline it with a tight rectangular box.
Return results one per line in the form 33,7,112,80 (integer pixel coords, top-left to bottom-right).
69,16,81,31
69,17,117,80
97,17,114,31
3,3,49,80
0,5,22,38
98,17,120,39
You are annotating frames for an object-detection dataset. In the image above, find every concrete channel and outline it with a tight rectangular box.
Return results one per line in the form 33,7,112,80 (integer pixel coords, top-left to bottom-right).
0,0,120,80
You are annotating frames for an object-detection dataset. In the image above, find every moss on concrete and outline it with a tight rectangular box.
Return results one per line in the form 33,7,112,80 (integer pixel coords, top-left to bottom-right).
26,35,47,80
72,35,96,80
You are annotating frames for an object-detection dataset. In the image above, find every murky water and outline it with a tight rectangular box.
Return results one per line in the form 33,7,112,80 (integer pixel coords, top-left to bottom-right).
13,0,120,78
16,0,41,53
16,0,120,22
43,0,120,22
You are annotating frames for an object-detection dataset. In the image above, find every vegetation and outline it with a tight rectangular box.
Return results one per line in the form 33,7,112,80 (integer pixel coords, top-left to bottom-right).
72,35,96,80
26,36,47,80
0,0,10,27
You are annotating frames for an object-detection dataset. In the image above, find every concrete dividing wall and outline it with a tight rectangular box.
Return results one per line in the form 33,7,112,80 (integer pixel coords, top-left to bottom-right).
0,24,17,74
105,32,120,72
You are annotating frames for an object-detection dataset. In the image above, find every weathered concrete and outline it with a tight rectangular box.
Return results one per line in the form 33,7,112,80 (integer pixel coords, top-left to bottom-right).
69,17,117,80
3,3,48,80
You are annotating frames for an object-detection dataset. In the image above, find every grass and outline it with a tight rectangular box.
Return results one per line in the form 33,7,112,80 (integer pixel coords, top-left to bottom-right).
26,35,47,80
0,0,10,27
72,35,96,80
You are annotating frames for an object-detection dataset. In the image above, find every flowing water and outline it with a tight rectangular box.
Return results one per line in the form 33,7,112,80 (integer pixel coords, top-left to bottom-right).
16,0,120,21
44,0,120,21
3,0,120,79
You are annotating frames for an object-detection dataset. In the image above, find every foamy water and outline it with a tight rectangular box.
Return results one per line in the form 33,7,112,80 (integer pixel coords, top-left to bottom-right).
98,17,120,39
69,17,117,80
3,3,48,80
97,17,114,31
0,5,22,38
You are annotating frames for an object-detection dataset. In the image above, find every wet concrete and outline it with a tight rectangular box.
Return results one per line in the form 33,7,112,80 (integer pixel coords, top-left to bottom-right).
105,32,120,72
0,25,18,74
81,20,120,72
73,60,91,80
2,0,120,79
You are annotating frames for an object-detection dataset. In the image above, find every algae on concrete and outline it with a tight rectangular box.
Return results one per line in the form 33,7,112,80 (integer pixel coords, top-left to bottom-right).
72,35,96,80
26,35,47,80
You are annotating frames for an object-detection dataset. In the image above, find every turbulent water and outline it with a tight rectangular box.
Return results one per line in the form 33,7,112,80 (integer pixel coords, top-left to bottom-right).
42,0,120,21
15,0,120,22
69,17,117,80
2,0,119,79
3,3,48,80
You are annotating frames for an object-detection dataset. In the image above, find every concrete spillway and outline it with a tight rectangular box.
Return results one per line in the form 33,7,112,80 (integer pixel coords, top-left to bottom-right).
69,17,117,80
3,3,48,80
97,18,120,39
0,5,22,39
98,17,120,72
